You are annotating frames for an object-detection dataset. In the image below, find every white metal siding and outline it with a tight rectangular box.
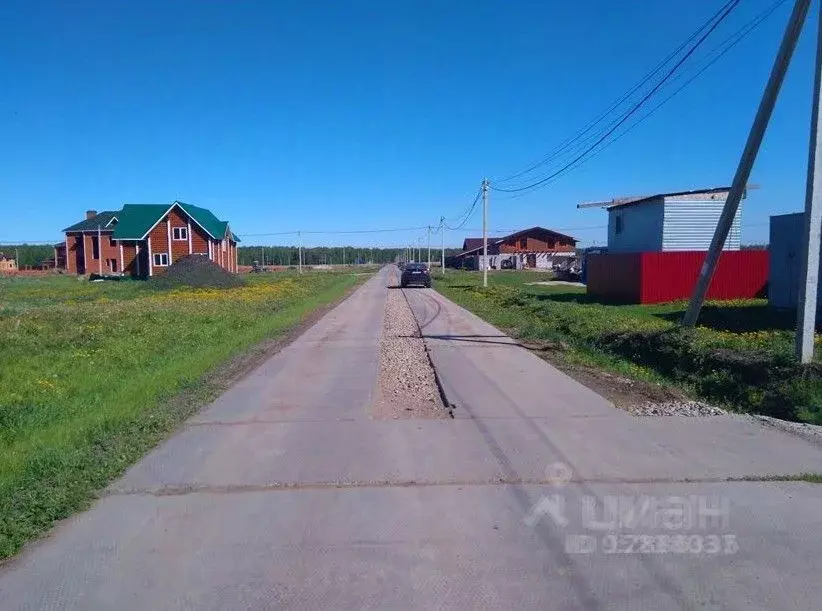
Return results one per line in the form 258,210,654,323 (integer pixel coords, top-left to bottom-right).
662,199,741,251
607,199,664,253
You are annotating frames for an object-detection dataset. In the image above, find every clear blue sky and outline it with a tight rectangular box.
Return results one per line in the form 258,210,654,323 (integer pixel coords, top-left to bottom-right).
1,0,818,248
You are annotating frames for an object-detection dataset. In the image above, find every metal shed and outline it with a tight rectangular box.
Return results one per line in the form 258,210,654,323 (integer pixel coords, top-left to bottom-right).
605,188,742,254
769,212,819,310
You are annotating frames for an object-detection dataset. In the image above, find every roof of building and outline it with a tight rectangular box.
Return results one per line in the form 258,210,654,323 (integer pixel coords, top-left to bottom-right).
594,187,733,211
62,210,120,232
503,225,578,244
64,202,240,242
462,238,485,252
458,226,577,256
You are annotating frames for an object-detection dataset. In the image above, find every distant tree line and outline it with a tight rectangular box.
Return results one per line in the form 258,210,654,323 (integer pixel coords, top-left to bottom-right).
238,245,464,266
0,244,55,268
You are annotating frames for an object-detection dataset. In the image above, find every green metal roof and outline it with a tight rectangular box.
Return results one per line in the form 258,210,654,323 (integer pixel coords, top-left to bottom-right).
111,204,170,239
62,210,120,232
177,202,231,241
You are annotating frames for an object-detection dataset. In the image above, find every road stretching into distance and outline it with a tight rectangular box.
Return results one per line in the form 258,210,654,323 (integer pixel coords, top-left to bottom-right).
2,266,822,609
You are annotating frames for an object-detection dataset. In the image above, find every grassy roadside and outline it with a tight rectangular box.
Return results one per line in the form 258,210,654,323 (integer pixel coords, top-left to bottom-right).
0,270,366,559
434,271,822,424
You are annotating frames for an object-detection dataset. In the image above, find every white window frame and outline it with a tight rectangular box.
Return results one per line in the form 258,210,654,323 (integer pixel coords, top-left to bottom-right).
172,226,188,241
153,253,169,267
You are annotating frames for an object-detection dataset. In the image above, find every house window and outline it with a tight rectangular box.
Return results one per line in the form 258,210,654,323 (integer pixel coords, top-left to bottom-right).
108,258,118,272
153,253,169,266
172,227,188,241
109,236,116,247
91,236,100,259
519,238,527,249
615,214,624,235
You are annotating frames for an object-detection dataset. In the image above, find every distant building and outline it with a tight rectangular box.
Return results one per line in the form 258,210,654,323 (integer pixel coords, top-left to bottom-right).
62,201,240,278
0,252,17,272
453,226,577,270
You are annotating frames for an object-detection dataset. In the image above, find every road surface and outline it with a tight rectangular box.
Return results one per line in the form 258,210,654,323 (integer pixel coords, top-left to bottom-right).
2,266,822,610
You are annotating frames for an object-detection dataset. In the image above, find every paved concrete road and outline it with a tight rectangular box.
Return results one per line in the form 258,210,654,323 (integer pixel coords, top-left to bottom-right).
2,267,822,610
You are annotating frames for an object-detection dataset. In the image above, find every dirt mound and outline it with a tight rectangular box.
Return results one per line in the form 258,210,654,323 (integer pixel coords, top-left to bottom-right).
149,255,245,289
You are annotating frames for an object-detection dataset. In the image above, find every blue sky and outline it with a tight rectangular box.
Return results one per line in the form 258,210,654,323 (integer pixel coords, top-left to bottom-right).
0,0,818,248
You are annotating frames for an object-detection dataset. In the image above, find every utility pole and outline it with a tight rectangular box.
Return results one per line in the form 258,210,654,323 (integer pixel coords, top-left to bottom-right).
261,247,265,267
440,216,446,275
797,0,822,362
427,225,431,269
298,231,303,274
683,0,811,328
482,178,489,288
15,247,19,271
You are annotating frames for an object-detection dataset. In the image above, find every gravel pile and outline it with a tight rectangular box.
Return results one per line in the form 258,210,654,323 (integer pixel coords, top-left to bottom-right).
629,401,726,417
149,255,245,289
375,288,448,419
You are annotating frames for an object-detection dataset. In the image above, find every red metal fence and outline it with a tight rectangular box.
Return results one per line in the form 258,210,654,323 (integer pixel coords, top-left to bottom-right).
587,250,768,304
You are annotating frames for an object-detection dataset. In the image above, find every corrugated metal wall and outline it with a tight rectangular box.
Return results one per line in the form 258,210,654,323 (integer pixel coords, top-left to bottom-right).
640,251,766,303
586,251,767,304
662,200,741,251
586,254,642,302
607,199,664,253
769,212,822,310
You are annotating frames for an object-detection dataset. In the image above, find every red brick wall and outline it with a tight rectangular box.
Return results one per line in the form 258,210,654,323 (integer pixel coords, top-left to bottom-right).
167,208,192,261
121,242,138,276
191,224,209,256
81,231,120,274
147,219,171,275
65,234,83,273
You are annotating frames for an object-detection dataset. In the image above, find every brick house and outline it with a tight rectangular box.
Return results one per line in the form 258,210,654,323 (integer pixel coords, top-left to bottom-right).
63,201,240,277
455,226,577,269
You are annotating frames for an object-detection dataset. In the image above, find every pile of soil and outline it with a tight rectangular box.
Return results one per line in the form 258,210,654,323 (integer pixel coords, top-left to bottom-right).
149,255,245,289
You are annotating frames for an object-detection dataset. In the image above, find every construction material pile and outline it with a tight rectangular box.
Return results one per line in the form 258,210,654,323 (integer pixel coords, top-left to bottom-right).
149,255,245,289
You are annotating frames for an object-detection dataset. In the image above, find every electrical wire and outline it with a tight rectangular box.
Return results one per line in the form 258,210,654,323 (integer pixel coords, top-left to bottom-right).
491,0,743,194
444,188,483,230
239,225,430,237
508,0,790,190
493,0,741,185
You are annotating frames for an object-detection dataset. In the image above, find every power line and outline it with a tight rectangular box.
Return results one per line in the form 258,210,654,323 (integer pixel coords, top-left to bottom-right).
518,0,791,190
239,225,428,237
491,0,743,194
444,188,483,230
493,0,741,185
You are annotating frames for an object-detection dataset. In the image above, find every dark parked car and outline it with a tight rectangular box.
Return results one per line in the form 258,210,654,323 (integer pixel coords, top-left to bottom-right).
400,262,431,288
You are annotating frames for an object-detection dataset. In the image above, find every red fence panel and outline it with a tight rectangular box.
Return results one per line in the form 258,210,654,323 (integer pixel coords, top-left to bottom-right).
586,251,768,304
586,253,641,303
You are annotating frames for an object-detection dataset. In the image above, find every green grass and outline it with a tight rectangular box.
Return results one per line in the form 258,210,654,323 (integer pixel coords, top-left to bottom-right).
0,270,365,559
434,271,822,424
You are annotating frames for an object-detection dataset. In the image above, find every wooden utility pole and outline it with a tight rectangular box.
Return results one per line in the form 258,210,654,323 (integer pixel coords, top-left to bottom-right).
683,0,812,330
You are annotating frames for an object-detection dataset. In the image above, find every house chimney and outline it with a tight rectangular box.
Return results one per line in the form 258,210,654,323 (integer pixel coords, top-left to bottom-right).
86,210,97,219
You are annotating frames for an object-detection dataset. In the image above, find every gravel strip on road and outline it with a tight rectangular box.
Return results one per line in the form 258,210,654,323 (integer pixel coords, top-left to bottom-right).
374,286,448,419
629,401,727,417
